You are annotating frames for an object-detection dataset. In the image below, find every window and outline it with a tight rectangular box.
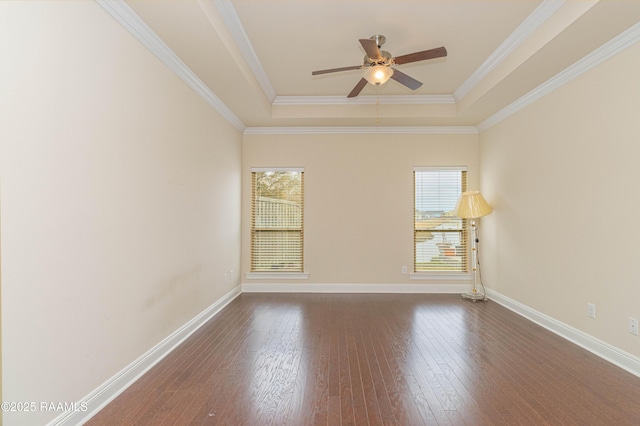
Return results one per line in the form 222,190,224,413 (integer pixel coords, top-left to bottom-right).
251,168,304,272
414,167,468,273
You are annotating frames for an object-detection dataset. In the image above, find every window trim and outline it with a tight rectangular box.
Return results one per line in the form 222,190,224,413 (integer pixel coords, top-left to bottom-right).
409,272,472,281
413,166,469,172
244,272,309,280
251,167,304,173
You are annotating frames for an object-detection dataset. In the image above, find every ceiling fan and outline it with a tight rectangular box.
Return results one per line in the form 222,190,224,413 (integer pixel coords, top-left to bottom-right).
311,35,447,98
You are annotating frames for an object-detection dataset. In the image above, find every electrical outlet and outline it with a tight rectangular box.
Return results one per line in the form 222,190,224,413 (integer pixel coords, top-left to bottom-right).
587,303,596,319
401,266,408,274
629,317,639,336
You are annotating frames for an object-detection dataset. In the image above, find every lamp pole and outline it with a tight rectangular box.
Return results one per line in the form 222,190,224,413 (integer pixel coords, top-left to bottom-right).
462,220,485,301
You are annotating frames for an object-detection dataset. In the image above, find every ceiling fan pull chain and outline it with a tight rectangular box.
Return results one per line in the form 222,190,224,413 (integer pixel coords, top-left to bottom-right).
376,88,380,126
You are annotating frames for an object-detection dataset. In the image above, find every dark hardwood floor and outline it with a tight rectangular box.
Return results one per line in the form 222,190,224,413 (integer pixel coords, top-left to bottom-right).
87,293,640,425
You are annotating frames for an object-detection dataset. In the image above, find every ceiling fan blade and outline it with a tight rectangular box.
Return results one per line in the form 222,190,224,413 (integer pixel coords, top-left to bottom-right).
393,46,447,65
347,78,368,98
312,65,362,76
390,69,423,90
359,38,382,60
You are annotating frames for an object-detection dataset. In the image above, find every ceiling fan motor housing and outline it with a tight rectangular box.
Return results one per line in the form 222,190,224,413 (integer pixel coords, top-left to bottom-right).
364,35,392,66
364,50,393,67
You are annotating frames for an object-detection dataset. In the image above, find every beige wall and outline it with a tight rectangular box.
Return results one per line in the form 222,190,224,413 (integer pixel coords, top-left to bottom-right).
5,2,637,425
242,133,480,286
480,42,640,357
0,2,241,424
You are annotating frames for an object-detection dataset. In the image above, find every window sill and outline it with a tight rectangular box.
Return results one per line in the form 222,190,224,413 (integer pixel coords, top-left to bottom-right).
409,273,472,282
244,272,309,280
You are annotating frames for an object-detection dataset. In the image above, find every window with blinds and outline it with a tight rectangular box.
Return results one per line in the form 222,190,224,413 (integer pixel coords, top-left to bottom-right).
251,168,304,272
414,167,468,273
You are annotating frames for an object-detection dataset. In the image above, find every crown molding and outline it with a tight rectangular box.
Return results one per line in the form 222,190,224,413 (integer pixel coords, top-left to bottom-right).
213,0,562,111
213,0,276,102
244,126,478,135
478,21,640,132
96,0,246,132
273,94,455,106
98,0,637,135
454,0,565,102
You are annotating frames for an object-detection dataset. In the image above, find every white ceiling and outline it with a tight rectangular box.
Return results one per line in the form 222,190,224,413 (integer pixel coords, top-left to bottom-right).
104,0,640,131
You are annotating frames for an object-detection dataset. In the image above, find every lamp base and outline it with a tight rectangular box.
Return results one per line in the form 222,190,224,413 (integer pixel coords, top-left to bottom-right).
461,289,487,302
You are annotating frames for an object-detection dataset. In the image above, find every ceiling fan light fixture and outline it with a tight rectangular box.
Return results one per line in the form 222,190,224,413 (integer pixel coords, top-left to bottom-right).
365,65,393,85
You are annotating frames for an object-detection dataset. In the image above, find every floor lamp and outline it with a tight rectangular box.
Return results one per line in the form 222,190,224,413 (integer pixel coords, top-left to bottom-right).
454,191,493,302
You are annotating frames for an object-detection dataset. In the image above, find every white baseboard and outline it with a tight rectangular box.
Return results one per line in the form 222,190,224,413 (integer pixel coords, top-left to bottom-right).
242,282,472,293
48,285,242,426
486,288,640,379
50,283,638,426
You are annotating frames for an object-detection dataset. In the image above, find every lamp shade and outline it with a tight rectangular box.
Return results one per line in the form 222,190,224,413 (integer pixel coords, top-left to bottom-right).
364,65,394,85
454,191,493,219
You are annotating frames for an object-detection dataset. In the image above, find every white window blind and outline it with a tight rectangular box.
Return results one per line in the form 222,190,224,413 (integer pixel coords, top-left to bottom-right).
414,167,468,273
251,169,304,272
